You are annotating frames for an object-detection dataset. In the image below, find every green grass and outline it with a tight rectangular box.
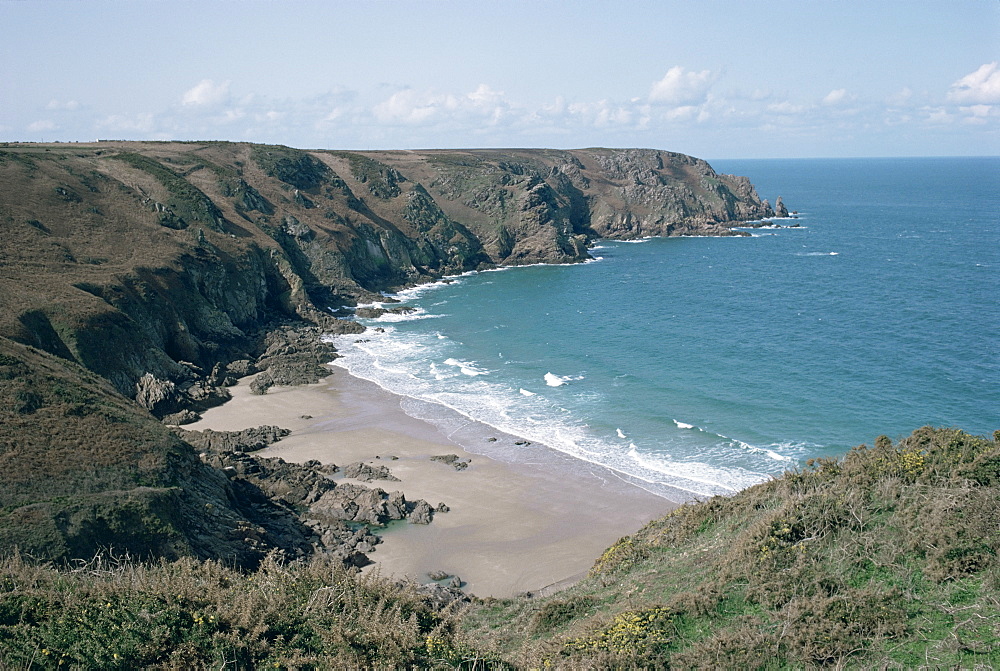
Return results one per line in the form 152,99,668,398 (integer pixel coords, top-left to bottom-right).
460,427,1000,668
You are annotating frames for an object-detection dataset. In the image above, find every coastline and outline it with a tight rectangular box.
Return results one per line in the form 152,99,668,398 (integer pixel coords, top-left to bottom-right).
187,367,677,598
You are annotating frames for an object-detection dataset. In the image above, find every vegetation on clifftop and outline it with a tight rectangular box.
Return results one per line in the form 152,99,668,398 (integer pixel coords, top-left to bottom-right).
1,427,997,668
0,554,485,670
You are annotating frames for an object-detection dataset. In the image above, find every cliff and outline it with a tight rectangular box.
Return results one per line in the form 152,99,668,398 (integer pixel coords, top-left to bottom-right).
0,142,772,406
0,141,774,563
1,144,996,667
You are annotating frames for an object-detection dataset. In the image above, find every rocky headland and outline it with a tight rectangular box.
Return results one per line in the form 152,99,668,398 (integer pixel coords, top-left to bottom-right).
0,141,778,566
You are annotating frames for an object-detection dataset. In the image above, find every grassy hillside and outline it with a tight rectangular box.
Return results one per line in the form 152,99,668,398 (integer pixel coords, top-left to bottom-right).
8,142,987,668
464,426,1000,668
0,337,314,568
0,427,996,669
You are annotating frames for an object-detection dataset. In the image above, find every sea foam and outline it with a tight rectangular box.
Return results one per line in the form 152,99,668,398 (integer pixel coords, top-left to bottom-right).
444,358,489,377
544,372,584,387
329,328,772,500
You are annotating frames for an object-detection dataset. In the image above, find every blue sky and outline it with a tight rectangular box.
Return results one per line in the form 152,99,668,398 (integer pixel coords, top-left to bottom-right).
2,0,998,158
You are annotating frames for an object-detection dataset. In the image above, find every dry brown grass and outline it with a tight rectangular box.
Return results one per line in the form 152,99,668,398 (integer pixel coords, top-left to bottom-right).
0,550,502,669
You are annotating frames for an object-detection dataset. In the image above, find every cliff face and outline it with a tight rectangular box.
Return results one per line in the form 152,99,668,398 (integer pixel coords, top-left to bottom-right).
0,141,775,563
0,142,773,405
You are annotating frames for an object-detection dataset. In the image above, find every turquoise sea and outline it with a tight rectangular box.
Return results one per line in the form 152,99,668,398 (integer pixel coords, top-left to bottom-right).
331,157,1000,500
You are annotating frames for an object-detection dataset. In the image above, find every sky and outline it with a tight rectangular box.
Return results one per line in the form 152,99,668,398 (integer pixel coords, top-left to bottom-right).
1,0,998,158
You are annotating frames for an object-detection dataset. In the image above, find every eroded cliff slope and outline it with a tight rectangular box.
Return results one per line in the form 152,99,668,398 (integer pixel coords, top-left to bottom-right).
0,142,774,403
0,141,775,563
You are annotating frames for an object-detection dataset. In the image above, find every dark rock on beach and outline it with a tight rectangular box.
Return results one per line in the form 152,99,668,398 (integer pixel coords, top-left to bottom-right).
200,450,442,562
407,500,434,525
161,409,202,425
253,325,342,388
343,461,401,482
203,452,338,508
431,454,470,470
179,425,291,453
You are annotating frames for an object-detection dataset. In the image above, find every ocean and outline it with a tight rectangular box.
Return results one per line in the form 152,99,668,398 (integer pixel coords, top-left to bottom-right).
329,157,1000,501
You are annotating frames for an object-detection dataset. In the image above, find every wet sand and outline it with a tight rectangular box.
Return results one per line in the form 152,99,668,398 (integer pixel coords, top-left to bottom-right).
187,369,676,597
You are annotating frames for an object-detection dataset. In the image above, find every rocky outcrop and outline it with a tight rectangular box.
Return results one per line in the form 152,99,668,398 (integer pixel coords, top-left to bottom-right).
179,425,291,452
431,454,471,471
202,451,338,507
343,461,400,482
202,449,444,563
775,196,789,218
354,306,416,319
247,325,347,395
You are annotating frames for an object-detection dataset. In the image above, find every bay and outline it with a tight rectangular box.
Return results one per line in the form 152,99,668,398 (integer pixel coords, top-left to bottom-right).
331,157,1000,500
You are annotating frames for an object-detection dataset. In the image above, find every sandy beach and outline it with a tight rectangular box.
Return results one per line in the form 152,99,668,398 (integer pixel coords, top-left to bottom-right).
187,369,676,598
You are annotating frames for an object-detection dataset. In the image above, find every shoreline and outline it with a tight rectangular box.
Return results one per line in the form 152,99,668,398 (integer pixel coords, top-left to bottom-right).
187,367,677,598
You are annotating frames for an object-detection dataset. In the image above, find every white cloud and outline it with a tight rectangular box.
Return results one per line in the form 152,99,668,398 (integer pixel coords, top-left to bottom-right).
46,99,80,111
960,104,993,125
543,96,567,117
662,105,700,121
947,62,1000,104
885,87,913,106
373,89,450,124
922,106,954,124
822,88,851,106
372,84,511,127
767,101,807,115
648,67,714,106
27,119,56,132
566,99,640,128
181,79,231,107
464,84,511,125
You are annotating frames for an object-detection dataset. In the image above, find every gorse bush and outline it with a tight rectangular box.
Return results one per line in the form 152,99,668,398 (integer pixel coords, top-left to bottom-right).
0,552,503,669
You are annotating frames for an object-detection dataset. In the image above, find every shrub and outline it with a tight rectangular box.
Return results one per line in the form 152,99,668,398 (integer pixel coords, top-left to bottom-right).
532,596,597,632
